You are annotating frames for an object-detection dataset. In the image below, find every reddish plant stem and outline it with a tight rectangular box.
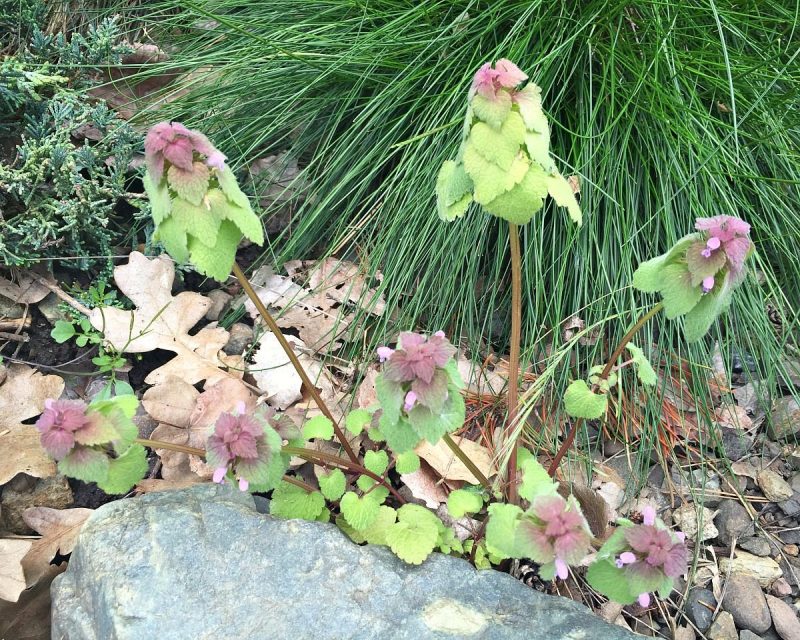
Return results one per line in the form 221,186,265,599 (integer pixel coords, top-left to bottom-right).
231,261,358,464
442,433,491,490
547,302,664,477
505,223,522,504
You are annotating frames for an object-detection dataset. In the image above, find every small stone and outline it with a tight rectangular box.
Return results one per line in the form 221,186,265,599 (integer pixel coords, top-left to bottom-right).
0,474,74,534
708,611,737,640
778,492,800,517
783,544,799,557
791,472,800,492
769,397,800,441
223,322,254,356
205,290,232,321
765,594,800,640
37,292,69,325
719,552,783,588
0,296,24,319
721,573,771,633
739,536,772,557
673,504,718,541
715,499,755,546
674,624,695,640
719,428,753,462
685,588,717,632
757,469,794,502
770,578,793,597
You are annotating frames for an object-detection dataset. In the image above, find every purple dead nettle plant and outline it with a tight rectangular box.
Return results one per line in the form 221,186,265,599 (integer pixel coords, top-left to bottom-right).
205,402,287,492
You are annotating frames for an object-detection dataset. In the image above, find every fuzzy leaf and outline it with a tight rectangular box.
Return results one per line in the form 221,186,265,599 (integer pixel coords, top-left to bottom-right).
317,468,346,502
270,482,325,520
586,560,637,604
208,188,264,246
364,449,389,476
407,391,465,444
167,162,210,206
143,173,171,225
683,274,733,342
463,143,529,205
185,219,241,281
340,491,381,530
514,84,548,133
518,457,558,503
447,489,483,518
685,242,727,287
485,503,525,559
215,166,252,210
481,164,549,224
303,415,334,441
51,320,76,343
626,343,658,386
471,91,511,129
169,197,223,248
468,113,526,171
153,216,189,263
524,132,554,171
57,447,109,484
98,444,148,494
563,380,608,420
385,504,440,564
660,263,702,319
380,415,421,454
348,505,398,545
395,451,420,474
546,173,582,226
345,408,371,435
436,160,474,222
632,255,667,293
375,375,404,425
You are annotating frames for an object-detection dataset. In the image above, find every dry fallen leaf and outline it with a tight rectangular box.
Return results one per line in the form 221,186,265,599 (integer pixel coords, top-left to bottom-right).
89,252,237,386
20,507,92,586
714,403,754,433
456,355,507,397
0,563,64,640
0,364,64,485
0,269,53,304
0,539,34,603
415,436,495,484
401,462,449,508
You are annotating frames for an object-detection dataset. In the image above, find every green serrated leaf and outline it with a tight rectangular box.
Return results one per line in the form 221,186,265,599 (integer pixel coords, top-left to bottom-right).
442,359,464,390
98,444,148,494
169,197,223,248
660,263,703,319
186,219,240,282
485,503,525,559
51,320,76,343
364,449,389,476
563,380,608,420
482,163,549,224
318,468,346,501
337,506,397,545
586,560,636,604
270,481,326,521
546,173,582,226
470,91,511,129
375,374,404,425
345,408,371,435
626,343,658,386
153,216,190,263
518,457,558,503
447,489,483,518
632,255,667,293
514,83,548,134
385,504,441,565
379,415,421,454
57,447,110,484
463,143,529,205
167,162,210,206
436,160,474,222
408,391,465,444
143,172,171,225
215,167,252,210
207,188,264,246
685,242,727,287
395,451,420,474
468,113,526,171
303,415,334,440
340,491,381,530
683,274,734,342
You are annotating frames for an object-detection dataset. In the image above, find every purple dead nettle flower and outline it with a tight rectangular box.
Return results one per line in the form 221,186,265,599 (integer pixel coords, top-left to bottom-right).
144,121,227,184
470,59,528,101
382,332,456,411
206,402,272,491
689,215,752,293
35,399,115,460
517,495,593,580
615,506,688,607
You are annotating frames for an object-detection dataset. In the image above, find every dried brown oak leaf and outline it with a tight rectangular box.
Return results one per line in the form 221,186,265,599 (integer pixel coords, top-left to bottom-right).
0,539,33,602
21,507,92,586
0,364,64,485
145,376,256,481
89,252,241,386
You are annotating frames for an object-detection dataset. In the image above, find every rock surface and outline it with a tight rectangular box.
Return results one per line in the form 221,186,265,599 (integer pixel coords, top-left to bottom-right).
51,485,638,640
765,594,800,640
708,611,737,640
715,500,754,546
720,574,771,633
719,552,783,588
685,588,717,632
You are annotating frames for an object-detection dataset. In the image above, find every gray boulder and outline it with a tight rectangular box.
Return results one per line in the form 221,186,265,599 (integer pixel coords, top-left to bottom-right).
52,485,637,640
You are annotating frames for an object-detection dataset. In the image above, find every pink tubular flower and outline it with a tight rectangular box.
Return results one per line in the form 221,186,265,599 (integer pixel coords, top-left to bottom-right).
403,391,418,412
518,495,592,579
144,121,222,183
470,59,528,101
694,215,752,276
376,346,394,363
384,332,456,385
